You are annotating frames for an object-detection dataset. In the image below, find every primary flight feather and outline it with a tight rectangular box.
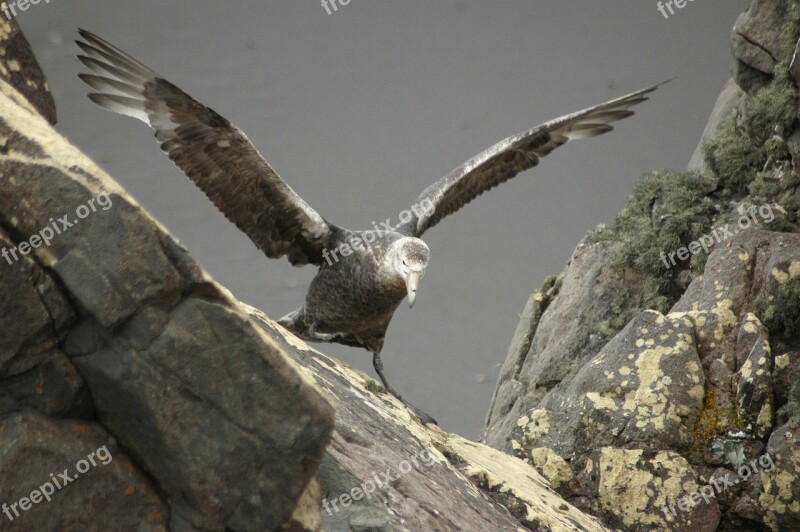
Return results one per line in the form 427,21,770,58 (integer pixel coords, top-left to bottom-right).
77,29,665,424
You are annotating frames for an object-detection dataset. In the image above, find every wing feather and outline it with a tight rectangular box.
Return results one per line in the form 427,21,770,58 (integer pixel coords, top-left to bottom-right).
396,82,669,237
76,29,341,266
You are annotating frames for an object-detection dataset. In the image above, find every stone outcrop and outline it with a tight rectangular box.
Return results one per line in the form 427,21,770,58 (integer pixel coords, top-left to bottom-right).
0,17,56,125
2,2,799,531
0,16,609,532
247,307,610,531
484,1,800,530
0,21,333,529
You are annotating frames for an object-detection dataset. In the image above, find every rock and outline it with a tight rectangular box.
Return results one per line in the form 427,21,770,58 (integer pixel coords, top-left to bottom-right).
734,314,774,438
485,224,800,529
0,411,167,531
0,17,56,124
483,240,636,449
0,32,610,530
504,310,705,459
688,78,745,174
580,448,720,531
0,227,89,420
483,3,800,526
0,69,334,529
70,297,334,531
749,422,800,529
246,307,613,532
731,0,785,93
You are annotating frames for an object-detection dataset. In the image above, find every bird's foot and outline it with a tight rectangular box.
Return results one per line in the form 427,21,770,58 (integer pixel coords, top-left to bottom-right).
371,351,437,425
389,391,437,426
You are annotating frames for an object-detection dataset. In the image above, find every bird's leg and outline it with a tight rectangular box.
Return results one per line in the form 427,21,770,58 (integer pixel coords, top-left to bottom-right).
371,352,437,425
372,351,399,397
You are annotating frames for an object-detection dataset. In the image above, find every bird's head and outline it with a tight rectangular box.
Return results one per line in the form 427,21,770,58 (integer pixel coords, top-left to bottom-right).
388,237,430,308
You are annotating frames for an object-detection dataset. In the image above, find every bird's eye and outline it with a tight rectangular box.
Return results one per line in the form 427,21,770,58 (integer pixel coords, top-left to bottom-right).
402,259,408,267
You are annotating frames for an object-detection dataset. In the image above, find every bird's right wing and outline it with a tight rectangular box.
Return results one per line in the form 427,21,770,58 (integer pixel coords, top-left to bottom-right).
76,29,342,266
395,82,667,238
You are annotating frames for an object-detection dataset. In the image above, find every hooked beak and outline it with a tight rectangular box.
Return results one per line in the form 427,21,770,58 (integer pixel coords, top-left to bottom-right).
406,270,421,308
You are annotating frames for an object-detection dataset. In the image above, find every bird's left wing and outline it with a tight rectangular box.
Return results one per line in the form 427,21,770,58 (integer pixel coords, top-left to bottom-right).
76,29,342,266
395,82,667,238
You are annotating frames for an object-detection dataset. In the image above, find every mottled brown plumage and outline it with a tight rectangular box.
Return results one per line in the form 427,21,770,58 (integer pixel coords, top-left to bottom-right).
77,29,664,424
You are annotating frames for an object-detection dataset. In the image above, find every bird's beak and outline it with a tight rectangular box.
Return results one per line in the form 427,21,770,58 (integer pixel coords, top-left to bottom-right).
406,270,421,308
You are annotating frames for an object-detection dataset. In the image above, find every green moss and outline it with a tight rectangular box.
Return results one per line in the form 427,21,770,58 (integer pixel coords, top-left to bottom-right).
582,4,800,337
749,169,799,231
365,379,383,393
704,114,767,194
743,80,797,144
587,171,720,326
750,170,784,198
777,0,800,63
586,223,614,244
756,275,800,339
596,320,616,338
609,170,717,310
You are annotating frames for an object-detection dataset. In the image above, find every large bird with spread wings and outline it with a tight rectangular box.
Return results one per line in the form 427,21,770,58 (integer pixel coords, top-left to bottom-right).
76,29,664,424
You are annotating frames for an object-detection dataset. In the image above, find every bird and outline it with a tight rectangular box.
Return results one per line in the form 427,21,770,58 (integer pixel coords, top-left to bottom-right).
76,29,665,425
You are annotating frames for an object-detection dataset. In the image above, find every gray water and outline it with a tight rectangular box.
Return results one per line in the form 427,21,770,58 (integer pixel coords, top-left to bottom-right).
20,1,748,437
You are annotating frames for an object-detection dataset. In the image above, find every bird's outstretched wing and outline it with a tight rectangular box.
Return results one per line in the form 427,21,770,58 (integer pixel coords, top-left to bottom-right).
76,29,342,266
395,82,668,238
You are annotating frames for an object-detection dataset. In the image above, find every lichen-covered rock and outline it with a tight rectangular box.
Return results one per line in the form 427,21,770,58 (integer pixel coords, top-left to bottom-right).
505,311,705,460
756,423,800,528
0,411,167,531
583,448,720,531
483,239,638,449
734,314,774,438
483,3,800,529
529,447,577,495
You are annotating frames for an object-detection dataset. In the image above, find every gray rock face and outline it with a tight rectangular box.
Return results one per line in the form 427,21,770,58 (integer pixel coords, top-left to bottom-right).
483,240,634,446
246,306,613,532
0,411,167,530
485,224,800,531
484,1,800,529
0,43,334,530
731,0,786,93
687,79,745,174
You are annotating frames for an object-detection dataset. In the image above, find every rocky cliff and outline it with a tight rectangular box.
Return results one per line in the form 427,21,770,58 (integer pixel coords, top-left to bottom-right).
1,1,799,531
484,1,800,530
0,14,612,532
